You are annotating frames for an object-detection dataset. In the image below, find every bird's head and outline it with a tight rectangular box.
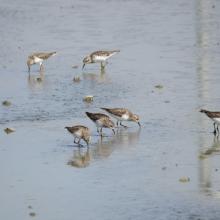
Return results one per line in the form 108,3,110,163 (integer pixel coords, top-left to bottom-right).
82,55,92,69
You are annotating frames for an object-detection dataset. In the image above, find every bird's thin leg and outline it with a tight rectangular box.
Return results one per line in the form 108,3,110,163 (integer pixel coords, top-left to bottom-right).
112,128,115,135
77,138,81,145
116,121,119,127
120,122,127,128
101,62,105,70
217,125,219,134
100,127,103,136
97,127,100,134
74,137,77,144
213,123,217,135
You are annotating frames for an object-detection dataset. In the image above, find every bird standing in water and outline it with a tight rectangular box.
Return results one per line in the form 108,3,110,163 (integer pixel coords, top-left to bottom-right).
101,107,141,128
27,51,57,73
85,112,115,136
82,50,120,70
65,125,91,146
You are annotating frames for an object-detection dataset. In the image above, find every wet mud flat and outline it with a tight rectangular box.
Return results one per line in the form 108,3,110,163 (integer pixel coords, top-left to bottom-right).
1,0,220,220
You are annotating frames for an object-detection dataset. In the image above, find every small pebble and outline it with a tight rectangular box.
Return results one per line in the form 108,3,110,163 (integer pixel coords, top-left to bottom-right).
73,76,81,82
72,65,78,69
179,177,190,183
4,127,15,134
2,100,11,106
155,84,163,89
29,212,36,217
36,77,43,82
83,95,93,103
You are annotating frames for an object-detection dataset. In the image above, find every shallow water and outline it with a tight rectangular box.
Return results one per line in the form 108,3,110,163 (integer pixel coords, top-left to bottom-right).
1,0,220,219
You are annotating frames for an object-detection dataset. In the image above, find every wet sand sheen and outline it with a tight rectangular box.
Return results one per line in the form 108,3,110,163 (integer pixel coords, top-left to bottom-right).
1,0,220,220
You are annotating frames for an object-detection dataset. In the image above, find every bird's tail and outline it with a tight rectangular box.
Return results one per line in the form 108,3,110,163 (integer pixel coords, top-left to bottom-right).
111,49,120,53
85,112,93,119
100,107,109,112
49,51,57,56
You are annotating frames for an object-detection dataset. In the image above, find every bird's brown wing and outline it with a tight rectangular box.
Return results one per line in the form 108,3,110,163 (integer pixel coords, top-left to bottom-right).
101,108,127,117
86,112,109,121
29,52,56,60
206,111,220,118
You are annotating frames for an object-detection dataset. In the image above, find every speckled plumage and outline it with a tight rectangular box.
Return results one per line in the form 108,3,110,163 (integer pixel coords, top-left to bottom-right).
27,51,57,73
65,125,91,146
200,109,220,135
85,112,115,135
101,107,141,127
82,50,120,69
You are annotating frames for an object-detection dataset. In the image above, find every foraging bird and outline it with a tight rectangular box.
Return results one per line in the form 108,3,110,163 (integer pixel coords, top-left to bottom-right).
85,112,115,136
200,109,220,135
27,51,57,73
65,125,91,146
82,50,120,70
101,107,141,127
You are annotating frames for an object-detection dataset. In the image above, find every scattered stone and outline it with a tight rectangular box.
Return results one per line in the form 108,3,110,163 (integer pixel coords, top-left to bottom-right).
73,76,81,82
4,127,15,134
179,177,190,183
83,95,93,103
215,168,218,172
164,100,170,103
162,166,167,170
199,154,207,160
36,77,43,82
29,212,36,217
155,84,163,89
72,65,78,69
28,205,33,209
2,100,11,106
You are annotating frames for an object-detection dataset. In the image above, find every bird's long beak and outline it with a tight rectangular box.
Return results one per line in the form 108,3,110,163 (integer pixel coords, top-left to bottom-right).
137,122,141,127
112,129,115,135
82,63,85,70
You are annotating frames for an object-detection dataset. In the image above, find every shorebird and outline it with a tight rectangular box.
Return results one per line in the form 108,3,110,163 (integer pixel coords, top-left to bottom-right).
27,51,57,73
101,107,141,128
65,125,91,146
200,109,220,135
85,112,115,136
82,50,120,70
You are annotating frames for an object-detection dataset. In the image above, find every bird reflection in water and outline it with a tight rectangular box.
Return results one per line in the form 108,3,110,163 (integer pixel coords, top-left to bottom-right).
199,136,220,198
27,69,45,89
82,67,111,83
67,127,141,168
67,147,91,168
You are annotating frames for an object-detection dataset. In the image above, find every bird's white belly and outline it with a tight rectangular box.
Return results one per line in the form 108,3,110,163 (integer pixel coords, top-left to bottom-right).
213,118,220,125
73,131,82,138
94,56,108,62
34,57,43,64
109,113,129,121
96,119,104,127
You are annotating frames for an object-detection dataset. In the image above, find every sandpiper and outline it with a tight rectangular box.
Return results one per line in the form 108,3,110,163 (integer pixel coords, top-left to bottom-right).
82,50,120,70
101,107,141,127
200,109,220,135
27,52,57,73
85,112,115,136
65,125,91,146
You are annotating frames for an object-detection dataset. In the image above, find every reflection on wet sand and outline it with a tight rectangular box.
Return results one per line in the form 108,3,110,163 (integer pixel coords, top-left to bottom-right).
199,136,220,197
67,147,91,168
67,127,141,168
82,68,111,83
27,69,45,90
